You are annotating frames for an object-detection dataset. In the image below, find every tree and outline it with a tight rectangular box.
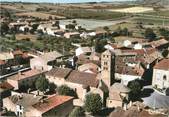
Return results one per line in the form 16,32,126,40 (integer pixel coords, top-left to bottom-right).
10,34,16,40
72,20,77,25
128,80,142,101
144,28,156,41
49,16,53,20
4,9,11,19
35,75,49,93
69,107,85,117
32,24,39,32
0,23,9,35
159,28,169,40
49,82,57,93
58,85,77,97
121,27,129,36
84,93,102,114
95,39,107,53
66,24,75,30
162,49,169,58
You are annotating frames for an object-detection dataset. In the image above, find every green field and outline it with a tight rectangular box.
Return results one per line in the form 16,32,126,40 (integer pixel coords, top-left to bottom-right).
133,17,169,25
144,10,169,17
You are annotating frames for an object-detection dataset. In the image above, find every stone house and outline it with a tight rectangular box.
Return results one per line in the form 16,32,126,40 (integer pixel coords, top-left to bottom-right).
45,67,104,102
64,32,80,39
3,93,74,117
152,58,169,90
7,69,45,90
30,51,62,71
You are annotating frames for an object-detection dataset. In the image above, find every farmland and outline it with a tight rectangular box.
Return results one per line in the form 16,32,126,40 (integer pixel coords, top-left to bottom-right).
108,6,154,13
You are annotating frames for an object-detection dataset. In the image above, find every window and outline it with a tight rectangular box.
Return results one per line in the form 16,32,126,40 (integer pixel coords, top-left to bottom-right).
156,73,161,81
104,67,108,70
104,62,108,65
163,75,167,80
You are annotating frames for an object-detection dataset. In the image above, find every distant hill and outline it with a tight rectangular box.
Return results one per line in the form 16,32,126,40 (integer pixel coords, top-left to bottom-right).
136,0,169,6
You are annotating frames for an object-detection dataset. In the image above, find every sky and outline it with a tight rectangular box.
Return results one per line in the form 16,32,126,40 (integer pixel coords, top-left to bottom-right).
1,0,135,3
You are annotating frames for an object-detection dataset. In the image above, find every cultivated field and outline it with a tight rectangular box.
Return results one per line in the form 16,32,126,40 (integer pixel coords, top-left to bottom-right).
15,12,65,19
108,7,154,13
15,34,38,42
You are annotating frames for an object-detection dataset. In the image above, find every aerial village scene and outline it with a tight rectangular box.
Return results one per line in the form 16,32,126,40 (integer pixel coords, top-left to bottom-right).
0,0,169,116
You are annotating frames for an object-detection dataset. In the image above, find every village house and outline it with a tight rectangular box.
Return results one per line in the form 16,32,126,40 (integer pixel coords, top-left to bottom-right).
19,25,32,32
0,51,14,61
89,52,101,61
0,50,31,75
64,32,80,39
37,23,62,36
45,67,104,104
107,83,130,109
30,51,63,71
0,82,14,109
78,62,100,74
75,46,92,56
3,92,74,117
152,58,169,90
7,69,45,90
150,39,169,50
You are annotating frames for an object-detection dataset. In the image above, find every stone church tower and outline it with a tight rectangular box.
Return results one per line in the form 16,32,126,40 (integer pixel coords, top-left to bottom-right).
101,50,115,88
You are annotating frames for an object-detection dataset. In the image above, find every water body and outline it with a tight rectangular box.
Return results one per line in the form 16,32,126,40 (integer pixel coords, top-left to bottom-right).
1,0,135,3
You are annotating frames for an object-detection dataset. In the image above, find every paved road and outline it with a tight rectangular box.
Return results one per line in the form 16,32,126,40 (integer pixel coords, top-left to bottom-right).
142,86,169,109
0,67,30,80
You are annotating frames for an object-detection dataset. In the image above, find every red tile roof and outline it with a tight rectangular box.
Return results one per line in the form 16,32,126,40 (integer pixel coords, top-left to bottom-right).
13,50,23,56
122,48,156,55
0,60,5,65
32,95,73,114
0,82,14,90
8,69,45,81
154,59,169,70
46,67,72,78
150,39,169,48
67,70,99,88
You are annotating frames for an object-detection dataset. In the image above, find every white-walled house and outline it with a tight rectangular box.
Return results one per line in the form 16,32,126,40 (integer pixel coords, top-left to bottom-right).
133,43,142,50
19,25,32,32
75,46,92,56
30,51,62,71
123,40,132,47
64,32,80,39
152,59,169,89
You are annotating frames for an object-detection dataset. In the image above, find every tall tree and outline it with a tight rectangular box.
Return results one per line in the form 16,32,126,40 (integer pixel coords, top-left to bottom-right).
49,82,57,93
69,107,85,117
159,28,169,40
162,49,169,58
0,23,9,35
84,93,102,114
35,75,49,93
128,80,142,101
58,85,77,97
144,28,156,41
